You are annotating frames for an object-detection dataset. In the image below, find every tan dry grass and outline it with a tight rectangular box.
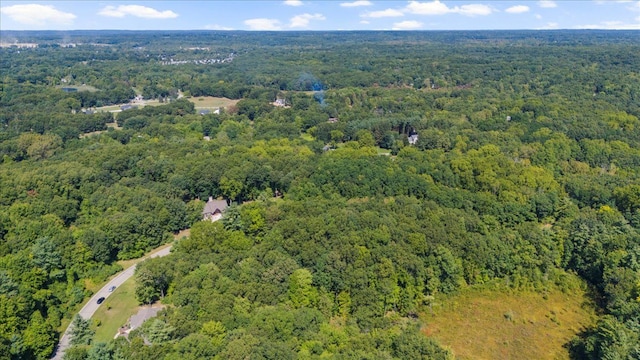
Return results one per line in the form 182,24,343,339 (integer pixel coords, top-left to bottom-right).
422,286,597,360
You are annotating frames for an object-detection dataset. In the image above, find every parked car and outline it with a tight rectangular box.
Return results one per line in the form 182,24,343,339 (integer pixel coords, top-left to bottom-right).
97,297,105,304
108,286,116,292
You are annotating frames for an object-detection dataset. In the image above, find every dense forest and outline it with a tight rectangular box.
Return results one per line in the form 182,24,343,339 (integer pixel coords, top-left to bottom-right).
1,30,639,359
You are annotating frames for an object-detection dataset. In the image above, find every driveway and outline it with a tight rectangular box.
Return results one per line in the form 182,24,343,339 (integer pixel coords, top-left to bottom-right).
51,245,173,359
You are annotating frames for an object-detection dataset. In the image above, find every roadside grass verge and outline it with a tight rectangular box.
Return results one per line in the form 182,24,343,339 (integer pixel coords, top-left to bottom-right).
91,277,138,343
422,281,597,360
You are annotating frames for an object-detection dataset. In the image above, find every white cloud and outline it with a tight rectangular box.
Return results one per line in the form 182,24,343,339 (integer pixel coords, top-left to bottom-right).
392,20,423,29
537,22,558,29
506,5,530,14
284,0,303,6
1,4,75,26
538,1,557,8
340,1,372,7
244,18,282,30
363,8,404,18
535,13,542,19
574,20,640,29
405,1,494,17
290,13,325,28
457,4,493,16
98,5,178,19
405,1,451,15
204,24,234,30
360,20,370,24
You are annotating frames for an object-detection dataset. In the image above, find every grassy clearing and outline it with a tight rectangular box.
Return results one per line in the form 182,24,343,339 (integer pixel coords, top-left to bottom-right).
300,133,314,141
422,284,597,360
188,96,239,108
91,277,138,343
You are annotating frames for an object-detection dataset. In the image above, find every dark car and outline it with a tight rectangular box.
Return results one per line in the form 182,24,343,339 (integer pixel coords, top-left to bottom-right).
97,297,105,304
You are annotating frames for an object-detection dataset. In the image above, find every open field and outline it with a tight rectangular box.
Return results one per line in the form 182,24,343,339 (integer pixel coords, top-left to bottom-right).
91,277,138,343
188,96,239,108
423,284,597,360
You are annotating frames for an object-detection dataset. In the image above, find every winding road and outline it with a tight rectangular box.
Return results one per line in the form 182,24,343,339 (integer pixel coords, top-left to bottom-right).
51,245,173,359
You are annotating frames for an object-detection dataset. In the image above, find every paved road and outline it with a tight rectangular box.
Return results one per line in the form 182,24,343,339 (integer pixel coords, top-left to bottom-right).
51,245,173,359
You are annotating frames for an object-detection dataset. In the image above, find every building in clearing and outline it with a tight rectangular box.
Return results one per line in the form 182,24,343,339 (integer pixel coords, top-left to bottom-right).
202,197,228,221
408,130,419,145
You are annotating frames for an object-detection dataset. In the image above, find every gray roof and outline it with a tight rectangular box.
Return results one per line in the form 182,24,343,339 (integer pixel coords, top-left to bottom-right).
203,198,228,215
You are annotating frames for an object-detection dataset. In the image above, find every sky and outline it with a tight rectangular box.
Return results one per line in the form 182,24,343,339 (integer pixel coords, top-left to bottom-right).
1,1,640,31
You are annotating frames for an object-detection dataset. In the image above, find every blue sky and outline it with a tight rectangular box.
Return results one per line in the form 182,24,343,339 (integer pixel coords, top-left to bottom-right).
1,1,639,31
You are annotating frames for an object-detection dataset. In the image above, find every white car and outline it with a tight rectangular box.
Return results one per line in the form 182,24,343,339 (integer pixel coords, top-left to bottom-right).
108,286,116,292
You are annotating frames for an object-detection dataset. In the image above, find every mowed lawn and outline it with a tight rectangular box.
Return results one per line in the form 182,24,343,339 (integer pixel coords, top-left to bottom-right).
422,283,597,360
91,277,139,343
188,96,239,108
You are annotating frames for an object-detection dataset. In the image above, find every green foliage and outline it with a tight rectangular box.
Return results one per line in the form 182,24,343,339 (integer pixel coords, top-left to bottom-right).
2,30,640,360
288,269,318,309
70,315,94,346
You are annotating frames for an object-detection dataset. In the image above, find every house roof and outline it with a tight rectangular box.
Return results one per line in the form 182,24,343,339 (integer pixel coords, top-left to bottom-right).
203,198,228,215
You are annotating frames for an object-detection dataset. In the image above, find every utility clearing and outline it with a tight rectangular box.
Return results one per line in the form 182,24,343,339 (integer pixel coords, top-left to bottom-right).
422,283,597,360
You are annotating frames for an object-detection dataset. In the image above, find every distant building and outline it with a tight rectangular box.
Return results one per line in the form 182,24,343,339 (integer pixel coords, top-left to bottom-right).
408,130,419,145
198,109,211,115
202,197,228,222
273,98,287,107
61,87,77,93
328,117,339,123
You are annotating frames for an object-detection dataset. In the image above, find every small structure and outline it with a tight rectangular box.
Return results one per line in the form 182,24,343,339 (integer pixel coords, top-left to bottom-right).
198,109,211,115
408,130,419,145
273,98,286,107
61,87,77,93
213,108,220,114
202,197,228,221
328,117,339,123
